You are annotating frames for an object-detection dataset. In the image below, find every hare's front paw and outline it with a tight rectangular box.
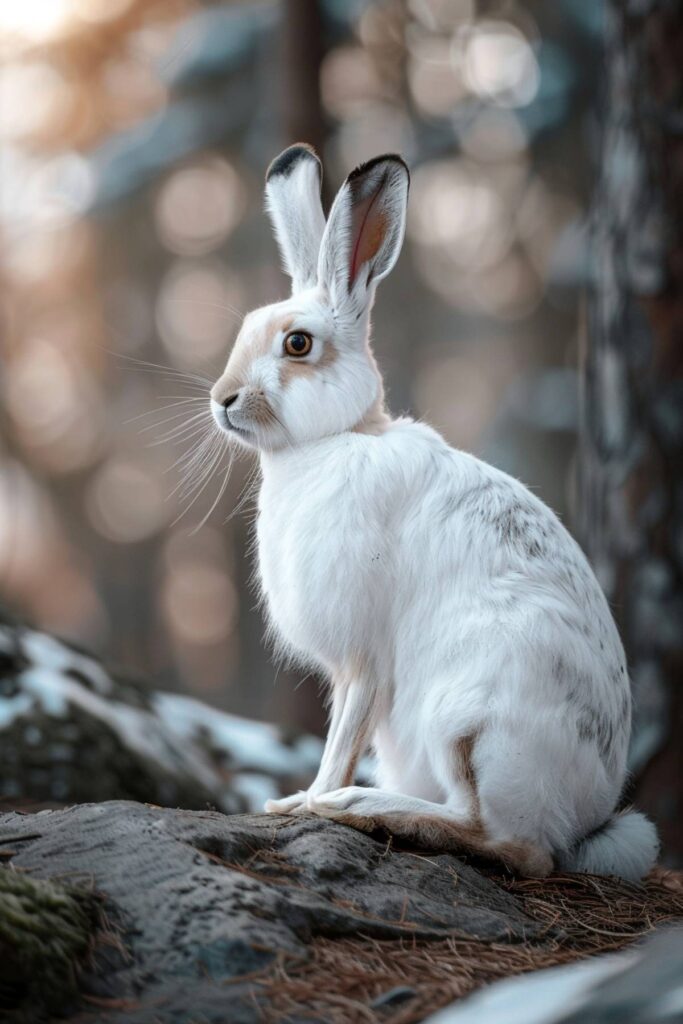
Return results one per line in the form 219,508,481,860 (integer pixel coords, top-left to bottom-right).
308,786,369,815
264,791,308,814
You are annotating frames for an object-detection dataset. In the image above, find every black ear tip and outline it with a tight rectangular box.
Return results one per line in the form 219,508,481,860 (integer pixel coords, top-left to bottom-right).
347,153,410,186
266,143,321,183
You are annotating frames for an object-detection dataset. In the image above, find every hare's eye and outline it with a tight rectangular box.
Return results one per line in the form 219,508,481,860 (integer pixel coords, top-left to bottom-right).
283,332,312,358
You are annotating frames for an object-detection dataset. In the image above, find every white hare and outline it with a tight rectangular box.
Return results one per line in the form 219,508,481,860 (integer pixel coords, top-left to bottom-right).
209,144,658,879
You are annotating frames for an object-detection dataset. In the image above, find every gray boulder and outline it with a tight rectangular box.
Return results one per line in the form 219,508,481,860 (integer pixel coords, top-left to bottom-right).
1,800,545,1022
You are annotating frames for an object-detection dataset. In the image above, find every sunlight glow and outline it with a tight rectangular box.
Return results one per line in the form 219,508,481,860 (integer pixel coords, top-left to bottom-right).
72,0,134,24
0,0,73,44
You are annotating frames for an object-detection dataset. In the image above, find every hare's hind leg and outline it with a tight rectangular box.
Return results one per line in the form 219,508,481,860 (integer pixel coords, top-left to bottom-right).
308,787,552,877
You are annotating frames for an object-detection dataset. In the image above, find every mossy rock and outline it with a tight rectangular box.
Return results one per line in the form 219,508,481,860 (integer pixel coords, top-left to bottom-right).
0,867,98,1018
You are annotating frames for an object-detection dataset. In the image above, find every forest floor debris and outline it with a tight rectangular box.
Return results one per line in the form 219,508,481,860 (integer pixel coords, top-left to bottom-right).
256,866,683,1023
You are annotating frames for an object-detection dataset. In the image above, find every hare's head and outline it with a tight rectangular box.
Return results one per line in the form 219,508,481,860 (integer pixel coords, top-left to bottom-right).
210,144,409,450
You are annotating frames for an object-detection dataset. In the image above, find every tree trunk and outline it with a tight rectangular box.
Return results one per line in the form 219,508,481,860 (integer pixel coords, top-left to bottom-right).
580,0,683,862
280,0,326,158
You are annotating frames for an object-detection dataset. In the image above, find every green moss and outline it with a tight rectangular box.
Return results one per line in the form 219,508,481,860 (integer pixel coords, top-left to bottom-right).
0,868,98,1017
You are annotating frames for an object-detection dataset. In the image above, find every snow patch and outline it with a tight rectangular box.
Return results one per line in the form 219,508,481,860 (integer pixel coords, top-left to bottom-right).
153,691,323,777
23,629,113,694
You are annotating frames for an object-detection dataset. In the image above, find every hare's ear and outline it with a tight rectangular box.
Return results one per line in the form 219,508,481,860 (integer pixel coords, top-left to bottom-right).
265,144,326,294
317,154,409,313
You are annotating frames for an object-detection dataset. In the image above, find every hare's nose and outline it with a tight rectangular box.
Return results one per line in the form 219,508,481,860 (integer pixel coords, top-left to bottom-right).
223,393,239,409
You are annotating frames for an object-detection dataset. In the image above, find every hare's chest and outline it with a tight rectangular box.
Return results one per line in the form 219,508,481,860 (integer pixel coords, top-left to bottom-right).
256,480,384,666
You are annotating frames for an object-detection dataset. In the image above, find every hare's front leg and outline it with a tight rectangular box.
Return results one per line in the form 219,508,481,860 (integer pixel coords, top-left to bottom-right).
264,675,377,815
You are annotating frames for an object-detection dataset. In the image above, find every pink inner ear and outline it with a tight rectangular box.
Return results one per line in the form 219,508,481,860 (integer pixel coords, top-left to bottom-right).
349,189,387,288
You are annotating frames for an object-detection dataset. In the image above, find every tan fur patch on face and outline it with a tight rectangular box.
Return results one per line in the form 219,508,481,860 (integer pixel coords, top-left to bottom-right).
279,339,338,388
235,312,295,383
212,311,296,405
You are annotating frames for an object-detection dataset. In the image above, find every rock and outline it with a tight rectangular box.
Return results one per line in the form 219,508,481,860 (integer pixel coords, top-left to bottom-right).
0,800,546,1022
3,803,682,1022
0,621,322,813
0,869,99,1019
424,927,683,1024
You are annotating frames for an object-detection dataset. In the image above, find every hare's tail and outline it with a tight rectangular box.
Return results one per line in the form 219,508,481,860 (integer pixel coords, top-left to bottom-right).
556,809,659,882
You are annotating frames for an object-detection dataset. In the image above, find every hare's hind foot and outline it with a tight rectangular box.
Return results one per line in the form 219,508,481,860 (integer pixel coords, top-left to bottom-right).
309,786,553,878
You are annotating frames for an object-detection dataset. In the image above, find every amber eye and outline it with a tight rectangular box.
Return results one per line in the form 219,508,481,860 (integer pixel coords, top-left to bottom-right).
283,331,313,358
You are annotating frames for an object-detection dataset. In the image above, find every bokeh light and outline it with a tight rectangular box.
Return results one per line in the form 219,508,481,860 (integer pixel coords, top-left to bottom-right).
72,0,135,25
6,339,104,472
86,457,167,543
155,157,246,257
407,0,474,32
459,109,528,162
155,260,244,363
0,0,73,44
0,63,76,143
163,562,237,647
407,34,466,118
102,55,169,130
333,103,414,172
321,46,384,119
462,20,540,108
409,158,513,270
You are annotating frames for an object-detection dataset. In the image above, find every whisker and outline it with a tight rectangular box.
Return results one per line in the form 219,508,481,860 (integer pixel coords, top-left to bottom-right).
164,430,216,478
268,408,298,457
138,408,210,436
124,397,208,425
109,350,214,384
190,449,235,535
224,457,261,522
171,436,229,525
174,432,225,500
164,298,244,319
170,433,218,494
125,370,211,391
148,421,213,450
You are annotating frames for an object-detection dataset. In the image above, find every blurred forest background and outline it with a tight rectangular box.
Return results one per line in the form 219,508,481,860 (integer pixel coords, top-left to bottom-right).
0,2,680,852
0,0,598,708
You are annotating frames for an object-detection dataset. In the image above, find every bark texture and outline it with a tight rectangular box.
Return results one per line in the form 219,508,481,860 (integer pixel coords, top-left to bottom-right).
280,0,326,159
581,0,683,860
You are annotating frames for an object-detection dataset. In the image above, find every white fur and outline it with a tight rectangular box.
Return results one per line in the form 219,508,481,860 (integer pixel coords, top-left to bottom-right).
209,147,658,879
265,146,326,294
555,810,660,883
